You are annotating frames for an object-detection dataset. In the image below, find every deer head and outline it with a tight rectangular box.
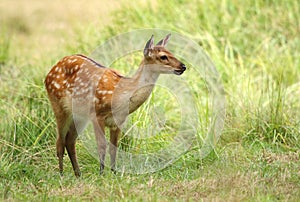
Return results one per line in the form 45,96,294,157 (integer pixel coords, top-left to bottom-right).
143,34,186,75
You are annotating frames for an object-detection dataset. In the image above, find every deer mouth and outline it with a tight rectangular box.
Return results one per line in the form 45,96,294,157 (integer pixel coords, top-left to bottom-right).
174,64,186,75
174,69,185,75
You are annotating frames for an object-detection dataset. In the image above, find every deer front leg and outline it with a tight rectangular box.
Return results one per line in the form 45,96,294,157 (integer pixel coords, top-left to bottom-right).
109,127,120,173
92,118,106,175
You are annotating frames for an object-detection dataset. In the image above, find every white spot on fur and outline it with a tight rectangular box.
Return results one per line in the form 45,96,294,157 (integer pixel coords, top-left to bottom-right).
74,77,81,83
94,97,100,103
82,88,89,93
53,82,61,89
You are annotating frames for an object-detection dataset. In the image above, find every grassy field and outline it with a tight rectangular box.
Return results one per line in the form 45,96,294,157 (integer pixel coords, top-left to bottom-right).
1,0,300,201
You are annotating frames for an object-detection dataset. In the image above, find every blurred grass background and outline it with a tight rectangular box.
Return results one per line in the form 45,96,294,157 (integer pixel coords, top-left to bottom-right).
0,0,299,201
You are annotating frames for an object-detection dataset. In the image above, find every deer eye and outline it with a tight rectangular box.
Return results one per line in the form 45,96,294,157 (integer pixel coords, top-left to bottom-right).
160,55,168,60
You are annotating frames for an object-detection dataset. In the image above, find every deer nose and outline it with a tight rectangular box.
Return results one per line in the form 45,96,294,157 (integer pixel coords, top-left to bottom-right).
181,63,186,71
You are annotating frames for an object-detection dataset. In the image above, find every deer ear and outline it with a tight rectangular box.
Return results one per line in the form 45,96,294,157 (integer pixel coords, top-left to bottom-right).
143,35,154,57
156,33,171,47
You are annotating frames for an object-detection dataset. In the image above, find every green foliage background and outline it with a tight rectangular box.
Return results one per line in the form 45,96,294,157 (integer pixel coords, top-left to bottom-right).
0,0,299,201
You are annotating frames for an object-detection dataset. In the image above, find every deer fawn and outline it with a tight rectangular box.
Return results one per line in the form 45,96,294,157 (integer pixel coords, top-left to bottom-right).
45,34,186,176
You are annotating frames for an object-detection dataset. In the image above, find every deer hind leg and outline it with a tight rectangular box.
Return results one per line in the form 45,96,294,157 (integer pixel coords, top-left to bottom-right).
92,118,106,175
109,127,120,173
65,122,80,177
56,133,65,176
54,111,72,176
65,118,88,177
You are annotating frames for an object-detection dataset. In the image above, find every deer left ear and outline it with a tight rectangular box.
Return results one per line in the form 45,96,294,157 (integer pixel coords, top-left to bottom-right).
144,35,154,57
156,33,171,47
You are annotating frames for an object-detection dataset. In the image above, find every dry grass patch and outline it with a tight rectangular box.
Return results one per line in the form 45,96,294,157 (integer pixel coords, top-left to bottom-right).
160,144,300,201
0,0,121,59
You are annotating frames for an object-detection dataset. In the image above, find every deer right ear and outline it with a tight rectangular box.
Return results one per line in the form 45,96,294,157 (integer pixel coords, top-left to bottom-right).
156,33,171,47
143,35,154,57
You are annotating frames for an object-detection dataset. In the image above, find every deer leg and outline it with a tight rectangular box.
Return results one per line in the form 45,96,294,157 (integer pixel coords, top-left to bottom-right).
65,122,81,177
56,134,65,176
65,118,88,177
55,113,71,176
92,118,106,175
109,127,120,173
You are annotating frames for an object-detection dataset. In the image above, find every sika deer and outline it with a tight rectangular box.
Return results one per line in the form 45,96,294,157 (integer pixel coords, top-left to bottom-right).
45,34,186,176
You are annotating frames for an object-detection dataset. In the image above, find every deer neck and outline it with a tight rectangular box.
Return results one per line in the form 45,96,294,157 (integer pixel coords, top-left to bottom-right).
132,63,160,86
120,62,160,113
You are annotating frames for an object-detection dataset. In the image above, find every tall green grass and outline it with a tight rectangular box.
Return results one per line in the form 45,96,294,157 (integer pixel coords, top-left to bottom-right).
94,0,300,149
0,0,299,200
